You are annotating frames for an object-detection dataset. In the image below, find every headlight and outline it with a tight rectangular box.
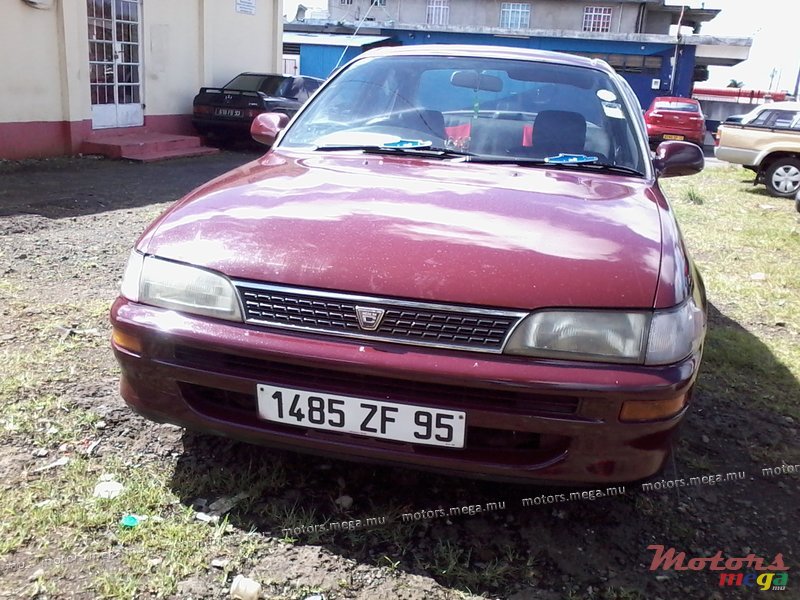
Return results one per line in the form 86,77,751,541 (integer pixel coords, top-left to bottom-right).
504,297,705,365
120,251,242,322
120,250,144,302
505,311,649,363
645,296,705,365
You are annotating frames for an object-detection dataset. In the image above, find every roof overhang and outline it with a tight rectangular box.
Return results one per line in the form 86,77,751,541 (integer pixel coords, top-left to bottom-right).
694,43,752,67
688,33,752,67
284,22,752,67
381,22,751,50
283,32,391,48
661,4,721,26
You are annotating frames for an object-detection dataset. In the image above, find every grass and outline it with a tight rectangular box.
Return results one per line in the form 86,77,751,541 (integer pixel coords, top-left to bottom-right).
661,165,800,469
1,163,798,598
663,167,800,333
0,300,110,442
0,456,224,594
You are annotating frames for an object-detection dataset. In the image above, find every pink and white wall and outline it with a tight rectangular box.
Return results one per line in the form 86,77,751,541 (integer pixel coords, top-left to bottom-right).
0,0,283,160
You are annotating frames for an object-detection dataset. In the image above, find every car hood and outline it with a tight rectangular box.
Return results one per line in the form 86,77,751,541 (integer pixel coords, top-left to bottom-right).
140,151,666,310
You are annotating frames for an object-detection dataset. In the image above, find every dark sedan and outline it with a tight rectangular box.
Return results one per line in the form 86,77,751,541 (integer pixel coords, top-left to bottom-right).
191,72,323,139
112,46,706,484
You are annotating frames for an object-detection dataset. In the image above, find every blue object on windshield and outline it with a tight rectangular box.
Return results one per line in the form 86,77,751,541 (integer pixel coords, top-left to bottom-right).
544,153,599,164
382,139,433,149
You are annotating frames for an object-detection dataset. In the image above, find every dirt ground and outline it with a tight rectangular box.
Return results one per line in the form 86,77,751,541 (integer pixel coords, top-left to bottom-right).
1,152,798,599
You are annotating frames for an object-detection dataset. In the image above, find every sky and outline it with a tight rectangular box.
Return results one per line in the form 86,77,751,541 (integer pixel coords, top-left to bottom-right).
696,1,800,91
282,0,800,93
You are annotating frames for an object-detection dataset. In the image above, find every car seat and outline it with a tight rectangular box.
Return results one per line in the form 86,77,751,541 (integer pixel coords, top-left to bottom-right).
531,110,587,156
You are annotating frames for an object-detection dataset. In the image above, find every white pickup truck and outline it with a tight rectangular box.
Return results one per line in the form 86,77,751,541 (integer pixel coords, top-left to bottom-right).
715,104,800,197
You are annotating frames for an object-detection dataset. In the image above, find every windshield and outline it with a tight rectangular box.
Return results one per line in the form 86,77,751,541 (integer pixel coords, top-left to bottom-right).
653,101,699,113
279,55,647,173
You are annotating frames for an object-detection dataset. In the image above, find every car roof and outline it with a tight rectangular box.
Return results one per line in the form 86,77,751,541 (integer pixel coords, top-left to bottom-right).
750,101,800,111
653,97,700,103
235,72,324,81
357,44,616,74
236,72,289,77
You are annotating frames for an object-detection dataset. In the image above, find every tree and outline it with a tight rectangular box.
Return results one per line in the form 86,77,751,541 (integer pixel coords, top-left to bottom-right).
727,79,745,88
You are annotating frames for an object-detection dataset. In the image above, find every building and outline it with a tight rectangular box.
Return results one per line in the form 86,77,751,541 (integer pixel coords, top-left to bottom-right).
286,0,749,107
0,0,283,160
328,0,716,35
283,32,395,78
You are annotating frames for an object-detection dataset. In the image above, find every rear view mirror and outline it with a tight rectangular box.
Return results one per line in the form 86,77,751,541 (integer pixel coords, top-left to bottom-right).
653,141,704,178
251,112,290,146
450,71,503,93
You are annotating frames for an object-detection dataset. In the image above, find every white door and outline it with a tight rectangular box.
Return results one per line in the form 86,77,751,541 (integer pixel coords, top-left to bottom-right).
88,0,143,129
283,55,300,76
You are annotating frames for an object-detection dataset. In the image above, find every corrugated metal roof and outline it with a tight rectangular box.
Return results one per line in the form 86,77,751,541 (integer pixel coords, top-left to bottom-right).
283,32,390,48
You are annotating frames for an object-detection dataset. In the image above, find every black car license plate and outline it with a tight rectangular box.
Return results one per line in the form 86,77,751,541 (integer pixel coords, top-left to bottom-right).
214,108,242,117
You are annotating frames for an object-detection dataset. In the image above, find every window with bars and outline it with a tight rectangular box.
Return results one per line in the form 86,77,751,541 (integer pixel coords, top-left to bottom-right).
371,0,386,5
583,6,612,32
340,0,353,4
500,3,530,29
426,0,449,25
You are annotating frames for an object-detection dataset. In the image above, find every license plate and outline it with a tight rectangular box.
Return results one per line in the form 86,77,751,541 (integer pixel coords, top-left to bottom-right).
663,134,684,140
214,108,242,117
256,384,466,448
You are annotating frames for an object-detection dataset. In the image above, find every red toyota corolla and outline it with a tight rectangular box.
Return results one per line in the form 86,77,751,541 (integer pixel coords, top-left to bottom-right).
111,45,706,484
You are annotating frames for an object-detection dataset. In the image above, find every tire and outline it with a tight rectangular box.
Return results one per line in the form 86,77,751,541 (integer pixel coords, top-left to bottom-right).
765,158,800,198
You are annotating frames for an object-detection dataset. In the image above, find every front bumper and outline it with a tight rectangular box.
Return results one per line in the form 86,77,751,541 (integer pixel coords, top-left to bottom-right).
111,298,700,484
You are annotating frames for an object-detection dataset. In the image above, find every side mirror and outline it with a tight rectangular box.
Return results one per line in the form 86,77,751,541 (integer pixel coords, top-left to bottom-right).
653,141,704,178
251,112,290,146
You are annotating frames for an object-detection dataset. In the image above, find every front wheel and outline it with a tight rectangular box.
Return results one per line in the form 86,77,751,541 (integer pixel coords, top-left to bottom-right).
765,158,800,198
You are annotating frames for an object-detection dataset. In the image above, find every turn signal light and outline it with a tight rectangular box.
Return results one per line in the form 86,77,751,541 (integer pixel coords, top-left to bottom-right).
619,394,687,422
112,327,142,354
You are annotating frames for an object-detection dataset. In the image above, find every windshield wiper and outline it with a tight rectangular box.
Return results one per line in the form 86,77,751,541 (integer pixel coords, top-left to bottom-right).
466,156,645,177
575,163,646,177
315,144,475,160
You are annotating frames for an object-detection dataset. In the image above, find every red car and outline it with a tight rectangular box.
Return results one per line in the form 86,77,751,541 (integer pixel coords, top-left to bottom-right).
645,96,706,147
111,46,706,484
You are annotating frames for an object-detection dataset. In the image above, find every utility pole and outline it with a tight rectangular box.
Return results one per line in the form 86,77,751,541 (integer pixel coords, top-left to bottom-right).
769,68,778,92
669,5,684,96
793,65,800,100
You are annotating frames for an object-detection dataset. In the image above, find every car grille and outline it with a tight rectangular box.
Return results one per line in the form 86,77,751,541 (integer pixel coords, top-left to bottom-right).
234,282,526,353
173,345,581,416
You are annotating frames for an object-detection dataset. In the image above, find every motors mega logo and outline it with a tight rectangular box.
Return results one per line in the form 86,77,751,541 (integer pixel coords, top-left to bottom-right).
647,545,790,591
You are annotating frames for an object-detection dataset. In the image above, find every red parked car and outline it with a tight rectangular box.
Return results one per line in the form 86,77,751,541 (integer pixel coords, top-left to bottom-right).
645,96,706,147
112,45,706,484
